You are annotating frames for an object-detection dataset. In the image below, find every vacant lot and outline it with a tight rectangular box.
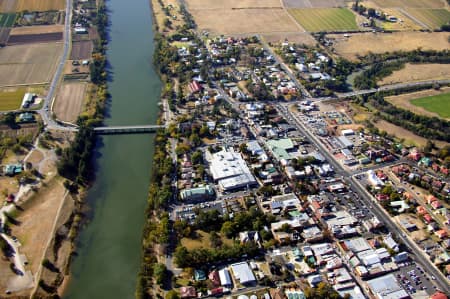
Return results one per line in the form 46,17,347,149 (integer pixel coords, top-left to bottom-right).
189,8,302,35
283,0,346,8
185,0,281,9
379,63,450,86
288,8,358,31
11,179,66,276
374,119,449,148
15,0,65,11
70,40,93,60
0,26,9,43
372,0,444,8
180,230,233,250
0,42,62,86
0,12,16,27
405,9,450,29
328,32,450,60
411,92,450,119
374,120,428,147
10,24,63,35
8,32,63,44
263,32,316,45
386,87,450,119
0,0,16,12
54,82,87,123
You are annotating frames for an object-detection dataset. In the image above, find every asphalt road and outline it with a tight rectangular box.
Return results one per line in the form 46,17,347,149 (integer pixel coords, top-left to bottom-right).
277,104,450,293
38,0,75,131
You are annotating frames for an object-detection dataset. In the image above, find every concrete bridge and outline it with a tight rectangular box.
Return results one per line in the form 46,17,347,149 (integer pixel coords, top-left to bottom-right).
93,125,166,134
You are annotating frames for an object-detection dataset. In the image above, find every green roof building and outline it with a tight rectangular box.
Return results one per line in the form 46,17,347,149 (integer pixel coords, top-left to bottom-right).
18,112,35,123
179,185,215,201
194,269,206,281
266,138,294,162
4,164,23,176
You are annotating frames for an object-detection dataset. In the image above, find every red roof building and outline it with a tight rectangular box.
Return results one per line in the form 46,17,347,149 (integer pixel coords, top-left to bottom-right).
376,194,390,202
432,163,440,172
208,270,220,286
430,291,448,299
417,206,427,215
408,151,421,161
180,286,196,299
189,81,203,94
423,213,433,224
427,195,438,204
431,200,442,209
435,229,448,239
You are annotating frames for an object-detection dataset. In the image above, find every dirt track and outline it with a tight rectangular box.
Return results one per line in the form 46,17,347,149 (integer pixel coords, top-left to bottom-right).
54,82,87,123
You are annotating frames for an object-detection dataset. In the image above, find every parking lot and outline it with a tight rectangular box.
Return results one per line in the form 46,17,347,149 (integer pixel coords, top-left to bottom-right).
175,200,224,222
394,263,439,296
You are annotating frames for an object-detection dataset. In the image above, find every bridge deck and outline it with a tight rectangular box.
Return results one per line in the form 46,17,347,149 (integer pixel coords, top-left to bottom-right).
93,125,165,134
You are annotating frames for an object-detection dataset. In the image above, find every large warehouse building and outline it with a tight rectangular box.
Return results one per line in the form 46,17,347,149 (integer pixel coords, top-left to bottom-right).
208,149,257,192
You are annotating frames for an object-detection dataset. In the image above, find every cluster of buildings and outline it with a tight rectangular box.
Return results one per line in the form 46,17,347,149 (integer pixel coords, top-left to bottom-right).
163,29,450,299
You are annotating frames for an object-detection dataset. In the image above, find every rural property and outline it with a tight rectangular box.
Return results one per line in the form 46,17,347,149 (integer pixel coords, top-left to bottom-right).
184,0,303,35
327,32,450,60
54,82,88,123
0,42,62,86
288,8,358,32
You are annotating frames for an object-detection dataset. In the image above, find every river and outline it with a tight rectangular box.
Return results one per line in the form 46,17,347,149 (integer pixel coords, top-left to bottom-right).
64,0,161,298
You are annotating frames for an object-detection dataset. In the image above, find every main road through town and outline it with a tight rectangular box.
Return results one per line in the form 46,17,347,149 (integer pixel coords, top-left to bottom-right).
276,105,450,294
63,0,161,298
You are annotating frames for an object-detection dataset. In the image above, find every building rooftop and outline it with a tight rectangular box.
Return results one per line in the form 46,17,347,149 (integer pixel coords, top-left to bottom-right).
366,274,409,299
344,237,371,253
230,262,256,285
179,185,214,201
209,149,257,191
326,211,358,228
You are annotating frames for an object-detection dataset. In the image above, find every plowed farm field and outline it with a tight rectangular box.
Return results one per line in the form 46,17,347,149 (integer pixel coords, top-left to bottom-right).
0,42,62,86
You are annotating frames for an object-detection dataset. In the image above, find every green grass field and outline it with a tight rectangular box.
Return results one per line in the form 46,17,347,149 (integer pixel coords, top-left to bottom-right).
288,8,358,32
0,13,16,27
0,88,26,111
411,92,450,119
407,9,450,29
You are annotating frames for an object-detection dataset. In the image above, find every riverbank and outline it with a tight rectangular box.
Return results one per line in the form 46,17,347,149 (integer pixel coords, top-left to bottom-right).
62,0,162,297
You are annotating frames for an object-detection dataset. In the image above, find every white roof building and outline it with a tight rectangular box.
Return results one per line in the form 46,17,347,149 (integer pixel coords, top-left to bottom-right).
230,262,256,285
367,274,409,299
219,268,232,286
209,149,257,191
368,170,384,187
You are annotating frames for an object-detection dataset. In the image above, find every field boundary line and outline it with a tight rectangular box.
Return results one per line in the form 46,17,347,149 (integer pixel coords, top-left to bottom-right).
399,8,431,29
279,0,307,32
